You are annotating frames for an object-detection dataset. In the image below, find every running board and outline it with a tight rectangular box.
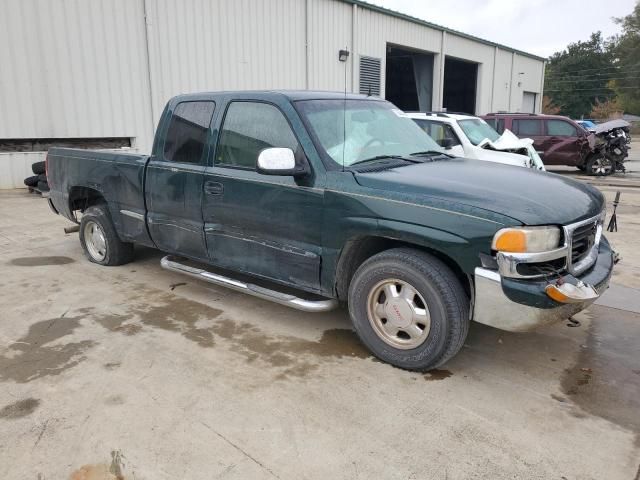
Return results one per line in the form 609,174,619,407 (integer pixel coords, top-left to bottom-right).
160,255,338,313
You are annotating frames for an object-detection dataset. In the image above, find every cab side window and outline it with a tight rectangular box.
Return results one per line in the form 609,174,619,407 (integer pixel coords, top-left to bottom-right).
163,101,216,164
216,102,299,168
546,119,578,137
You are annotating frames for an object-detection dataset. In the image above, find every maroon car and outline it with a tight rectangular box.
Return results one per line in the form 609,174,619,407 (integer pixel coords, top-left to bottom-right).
482,113,598,173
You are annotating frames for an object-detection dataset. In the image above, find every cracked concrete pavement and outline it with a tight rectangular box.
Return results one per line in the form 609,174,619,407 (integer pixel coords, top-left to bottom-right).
0,175,639,479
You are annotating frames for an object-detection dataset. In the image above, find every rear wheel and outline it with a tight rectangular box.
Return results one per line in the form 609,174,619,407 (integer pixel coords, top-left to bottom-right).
586,154,613,176
348,248,469,371
79,205,134,266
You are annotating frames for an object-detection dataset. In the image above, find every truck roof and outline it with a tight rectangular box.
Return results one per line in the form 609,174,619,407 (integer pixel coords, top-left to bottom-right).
172,90,384,103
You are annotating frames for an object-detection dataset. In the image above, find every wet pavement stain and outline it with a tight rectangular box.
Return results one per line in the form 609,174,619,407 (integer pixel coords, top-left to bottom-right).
560,305,640,444
104,395,125,406
208,318,370,379
0,398,40,419
9,256,75,266
70,450,126,480
69,464,122,480
0,316,95,383
423,369,452,381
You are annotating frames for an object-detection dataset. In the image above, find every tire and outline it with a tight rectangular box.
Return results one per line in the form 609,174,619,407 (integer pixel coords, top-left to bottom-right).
24,175,39,187
586,154,613,176
79,204,134,266
31,161,45,175
37,180,49,192
37,173,47,182
348,248,469,371
576,165,586,172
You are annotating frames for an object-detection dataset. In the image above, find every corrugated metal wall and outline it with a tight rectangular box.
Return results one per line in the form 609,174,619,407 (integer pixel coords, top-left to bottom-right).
0,0,544,189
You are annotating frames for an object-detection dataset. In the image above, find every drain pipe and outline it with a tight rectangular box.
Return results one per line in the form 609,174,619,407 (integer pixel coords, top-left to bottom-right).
142,0,157,148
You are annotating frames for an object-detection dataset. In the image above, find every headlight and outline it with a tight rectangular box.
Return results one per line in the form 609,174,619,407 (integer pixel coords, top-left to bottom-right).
491,226,561,253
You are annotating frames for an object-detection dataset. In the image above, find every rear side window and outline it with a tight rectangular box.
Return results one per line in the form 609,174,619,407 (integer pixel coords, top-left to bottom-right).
163,101,215,164
497,119,505,133
216,102,299,168
546,119,578,137
513,119,542,136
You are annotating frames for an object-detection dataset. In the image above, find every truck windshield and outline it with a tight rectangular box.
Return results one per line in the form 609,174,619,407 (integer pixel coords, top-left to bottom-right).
458,119,501,146
296,99,443,167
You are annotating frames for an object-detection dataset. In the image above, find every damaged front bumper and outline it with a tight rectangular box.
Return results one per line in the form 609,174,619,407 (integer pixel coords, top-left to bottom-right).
472,238,614,332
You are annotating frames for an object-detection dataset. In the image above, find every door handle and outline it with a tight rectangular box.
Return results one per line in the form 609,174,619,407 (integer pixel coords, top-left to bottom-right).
204,181,224,195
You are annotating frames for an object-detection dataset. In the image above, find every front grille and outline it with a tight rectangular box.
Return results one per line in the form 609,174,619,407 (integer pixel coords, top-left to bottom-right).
571,221,597,264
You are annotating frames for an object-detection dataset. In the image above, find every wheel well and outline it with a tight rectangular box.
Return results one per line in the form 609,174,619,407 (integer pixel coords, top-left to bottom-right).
68,187,106,216
334,236,470,301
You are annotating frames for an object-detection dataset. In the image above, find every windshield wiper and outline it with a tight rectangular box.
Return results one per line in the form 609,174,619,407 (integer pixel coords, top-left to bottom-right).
349,155,421,167
409,150,455,158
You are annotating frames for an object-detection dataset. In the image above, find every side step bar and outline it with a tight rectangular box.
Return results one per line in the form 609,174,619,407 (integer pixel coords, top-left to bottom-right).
161,255,339,313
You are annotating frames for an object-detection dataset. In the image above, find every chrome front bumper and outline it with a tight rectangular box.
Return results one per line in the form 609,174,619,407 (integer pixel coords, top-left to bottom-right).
472,240,614,332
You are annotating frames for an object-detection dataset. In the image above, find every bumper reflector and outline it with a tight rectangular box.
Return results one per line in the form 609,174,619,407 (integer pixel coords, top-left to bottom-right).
545,281,599,304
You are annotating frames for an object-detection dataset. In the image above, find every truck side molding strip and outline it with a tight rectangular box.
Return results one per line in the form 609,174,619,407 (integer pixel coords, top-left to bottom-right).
160,255,338,313
120,209,144,221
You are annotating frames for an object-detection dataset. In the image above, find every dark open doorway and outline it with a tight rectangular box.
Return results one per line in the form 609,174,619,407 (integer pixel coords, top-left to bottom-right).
443,57,478,114
385,44,434,112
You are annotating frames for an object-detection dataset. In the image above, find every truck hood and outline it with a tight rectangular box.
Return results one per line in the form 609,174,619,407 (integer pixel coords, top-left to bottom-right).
353,159,604,226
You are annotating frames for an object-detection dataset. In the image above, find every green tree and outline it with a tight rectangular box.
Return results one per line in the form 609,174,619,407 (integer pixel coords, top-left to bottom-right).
610,1,640,113
544,32,615,118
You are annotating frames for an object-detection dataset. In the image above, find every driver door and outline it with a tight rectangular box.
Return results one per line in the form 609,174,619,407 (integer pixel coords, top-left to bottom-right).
201,100,324,292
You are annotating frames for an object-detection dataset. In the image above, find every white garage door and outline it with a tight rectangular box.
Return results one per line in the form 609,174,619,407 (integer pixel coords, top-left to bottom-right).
522,92,537,113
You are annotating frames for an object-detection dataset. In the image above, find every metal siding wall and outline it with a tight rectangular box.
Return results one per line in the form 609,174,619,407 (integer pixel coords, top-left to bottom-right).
0,0,545,189
355,7,442,98
0,0,154,147
145,0,307,127
513,54,543,112
0,152,45,190
444,35,494,114
492,49,513,113
307,0,353,91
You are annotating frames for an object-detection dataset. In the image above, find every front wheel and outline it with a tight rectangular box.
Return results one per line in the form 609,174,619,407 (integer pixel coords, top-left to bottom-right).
348,248,469,371
586,154,613,176
79,204,134,266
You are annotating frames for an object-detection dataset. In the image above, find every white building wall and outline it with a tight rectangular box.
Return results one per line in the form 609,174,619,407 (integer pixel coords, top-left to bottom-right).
0,0,545,189
145,0,308,128
492,48,515,112
355,6,443,100
0,0,154,146
444,35,495,114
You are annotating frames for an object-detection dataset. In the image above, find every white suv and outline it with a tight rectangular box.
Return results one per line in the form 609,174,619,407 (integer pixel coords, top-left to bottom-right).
407,112,545,170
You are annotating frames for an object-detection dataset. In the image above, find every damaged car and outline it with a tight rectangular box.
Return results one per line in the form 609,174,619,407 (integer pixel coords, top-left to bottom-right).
482,113,631,176
409,112,545,170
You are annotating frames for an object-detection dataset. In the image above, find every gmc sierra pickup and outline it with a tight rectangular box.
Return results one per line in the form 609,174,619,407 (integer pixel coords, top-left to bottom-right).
47,91,614,371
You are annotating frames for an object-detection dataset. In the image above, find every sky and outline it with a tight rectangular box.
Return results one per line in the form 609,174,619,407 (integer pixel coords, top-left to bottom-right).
368,0,637,57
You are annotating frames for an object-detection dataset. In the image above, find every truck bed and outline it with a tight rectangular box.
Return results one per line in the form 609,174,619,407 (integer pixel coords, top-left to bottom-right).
47,147,151,245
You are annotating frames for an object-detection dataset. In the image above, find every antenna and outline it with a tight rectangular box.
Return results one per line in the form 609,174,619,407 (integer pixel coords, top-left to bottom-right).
339,47,350,172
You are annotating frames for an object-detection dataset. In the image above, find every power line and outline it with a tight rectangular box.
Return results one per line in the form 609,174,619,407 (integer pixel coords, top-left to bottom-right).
545,64,640,76
544,86,637,92
546,75,640,84
545,69,640,81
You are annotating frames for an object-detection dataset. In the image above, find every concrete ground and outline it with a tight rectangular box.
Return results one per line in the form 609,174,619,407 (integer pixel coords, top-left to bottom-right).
1,170,640,479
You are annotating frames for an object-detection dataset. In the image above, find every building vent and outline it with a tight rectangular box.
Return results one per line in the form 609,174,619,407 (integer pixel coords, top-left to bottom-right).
359,56,381,96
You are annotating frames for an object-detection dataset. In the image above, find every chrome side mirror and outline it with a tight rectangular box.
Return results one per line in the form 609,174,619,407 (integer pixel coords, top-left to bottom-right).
256,148,309,177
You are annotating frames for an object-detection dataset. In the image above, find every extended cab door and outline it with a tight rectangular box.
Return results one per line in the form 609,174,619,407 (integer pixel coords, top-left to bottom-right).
145,101,215,259
201,100,324,292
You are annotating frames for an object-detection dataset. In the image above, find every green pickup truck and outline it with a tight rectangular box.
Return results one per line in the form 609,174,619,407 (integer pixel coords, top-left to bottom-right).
47,91,614,371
